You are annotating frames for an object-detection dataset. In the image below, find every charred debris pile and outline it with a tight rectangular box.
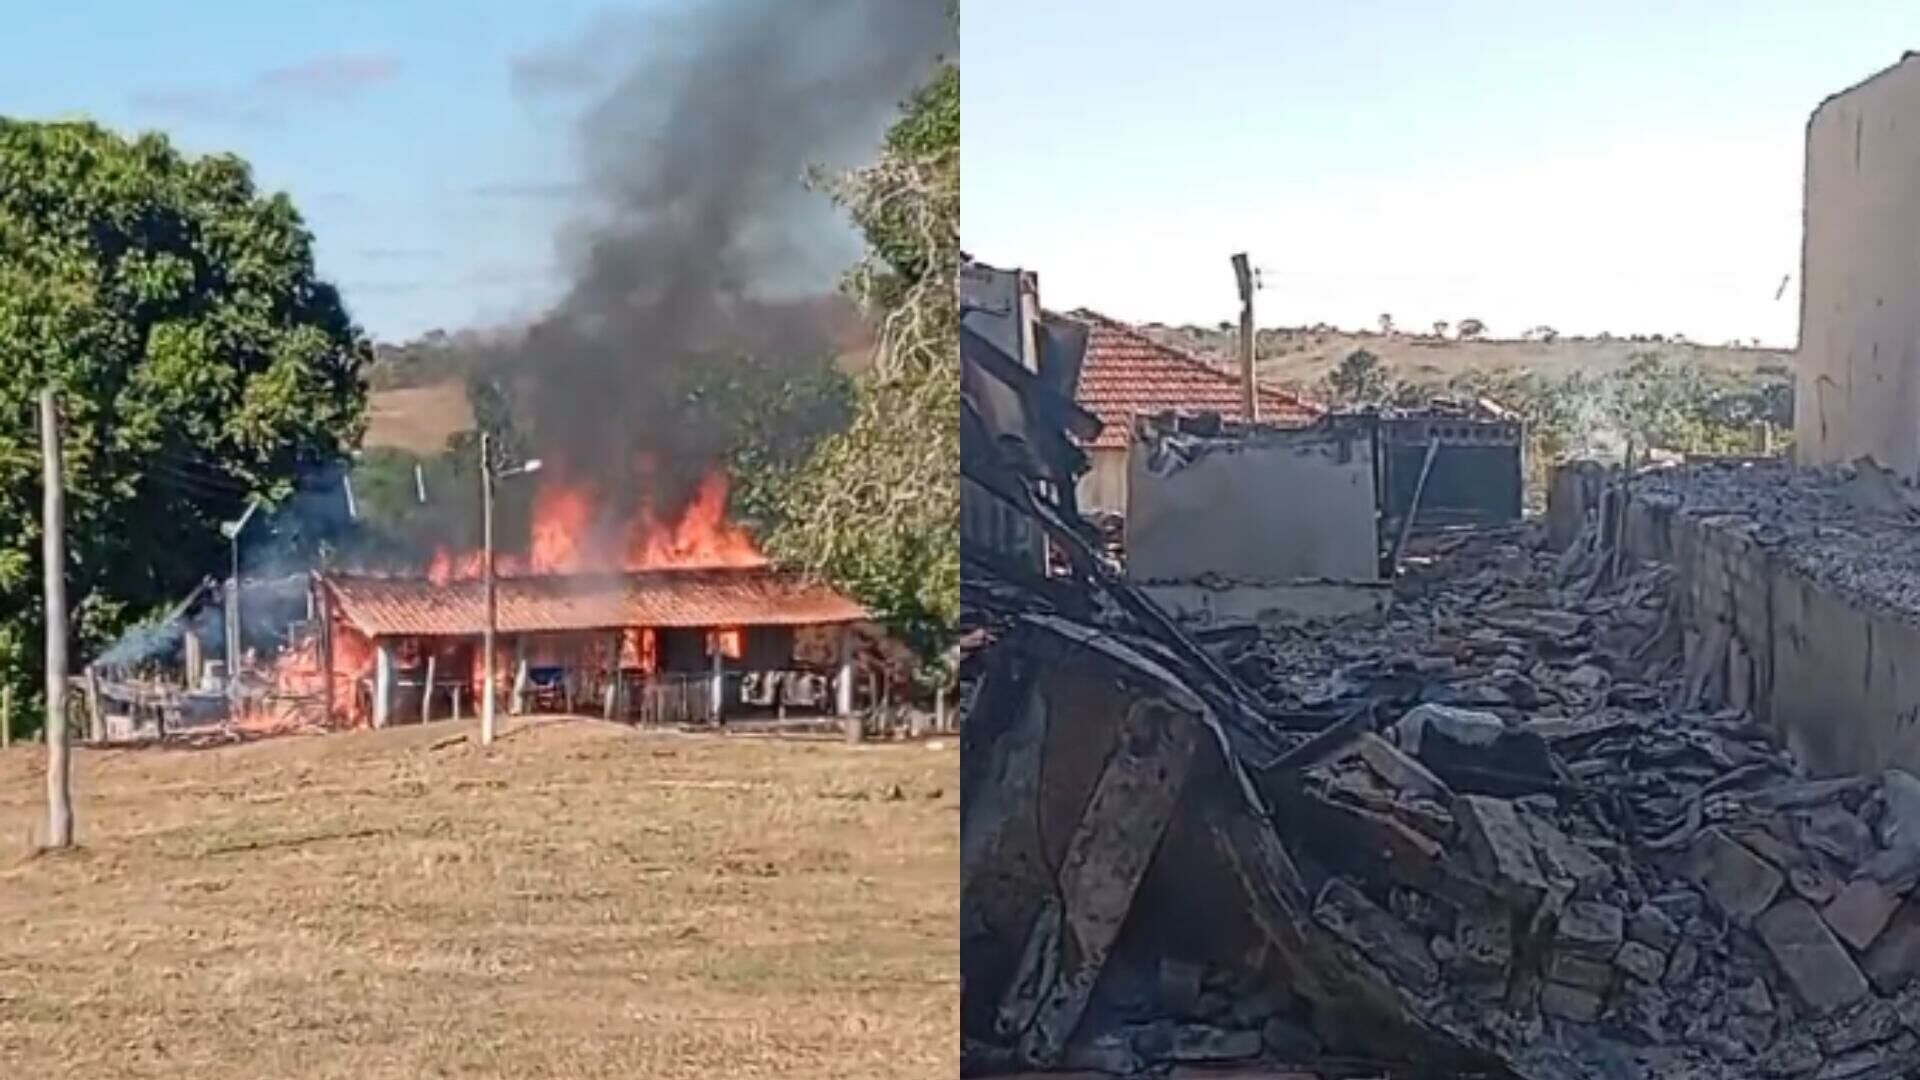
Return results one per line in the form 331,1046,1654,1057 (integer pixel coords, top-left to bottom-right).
961,353,1920,1079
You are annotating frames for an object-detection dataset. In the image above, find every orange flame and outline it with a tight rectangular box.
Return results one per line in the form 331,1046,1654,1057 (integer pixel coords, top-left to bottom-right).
629,472,765,570
530,484,595,573
423,467,764,582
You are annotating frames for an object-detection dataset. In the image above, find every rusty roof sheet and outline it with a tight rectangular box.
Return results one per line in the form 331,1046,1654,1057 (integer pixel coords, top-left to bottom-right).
322,568,868,638
1064,310,1321,449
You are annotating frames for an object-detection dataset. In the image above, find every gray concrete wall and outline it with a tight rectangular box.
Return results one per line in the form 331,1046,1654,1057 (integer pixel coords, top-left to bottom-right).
1126,422,1379,585
1566,472,1920,777
1796,56,1920,477
1770,572,1920,777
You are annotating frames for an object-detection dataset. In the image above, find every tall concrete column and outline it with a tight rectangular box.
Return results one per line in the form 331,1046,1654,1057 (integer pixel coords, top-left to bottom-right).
183,630,204,690
373,640,394,729
510,636,527,715
710,636,725,724
836,627,854,718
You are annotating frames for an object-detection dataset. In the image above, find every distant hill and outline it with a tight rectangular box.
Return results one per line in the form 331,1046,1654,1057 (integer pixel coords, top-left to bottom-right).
1137,324,1796,399
363,381,474,456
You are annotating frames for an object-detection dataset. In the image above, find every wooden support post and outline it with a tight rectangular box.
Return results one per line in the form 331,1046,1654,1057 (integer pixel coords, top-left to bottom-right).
422,654,437,725
2,683,11,749
1388,434,1441,578
316,586,334,727
85,667,103,743
373,640,394,729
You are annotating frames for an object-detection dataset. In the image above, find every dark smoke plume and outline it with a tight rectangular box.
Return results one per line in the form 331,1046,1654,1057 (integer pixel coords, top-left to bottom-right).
491,0,952,549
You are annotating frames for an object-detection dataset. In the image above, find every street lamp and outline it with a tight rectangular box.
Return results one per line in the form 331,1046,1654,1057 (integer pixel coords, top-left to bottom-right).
219,497,261,703
480,431,541,746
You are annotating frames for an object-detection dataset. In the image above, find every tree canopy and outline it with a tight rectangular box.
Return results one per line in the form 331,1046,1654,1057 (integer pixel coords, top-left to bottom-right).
750,59,960,674
0,119,369,727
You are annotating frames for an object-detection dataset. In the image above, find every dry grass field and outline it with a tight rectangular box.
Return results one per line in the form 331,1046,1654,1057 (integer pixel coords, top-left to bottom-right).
362,380,475,455
1142,324,1794,396
0,719,957,1078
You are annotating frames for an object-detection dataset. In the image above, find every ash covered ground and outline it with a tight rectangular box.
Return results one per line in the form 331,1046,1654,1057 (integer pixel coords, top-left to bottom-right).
966,514,1920,1080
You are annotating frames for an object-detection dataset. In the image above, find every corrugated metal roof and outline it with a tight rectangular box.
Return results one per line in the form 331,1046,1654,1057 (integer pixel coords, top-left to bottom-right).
1064,311,1321,449
323,568,868,638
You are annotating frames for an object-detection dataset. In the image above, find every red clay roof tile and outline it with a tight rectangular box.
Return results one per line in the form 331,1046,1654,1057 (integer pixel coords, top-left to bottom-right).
1063,310,1320,449
323,568,867,638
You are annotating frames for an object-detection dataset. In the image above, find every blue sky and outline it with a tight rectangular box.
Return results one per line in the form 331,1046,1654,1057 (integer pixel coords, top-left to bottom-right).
963,2,1920,347
0,0,644,341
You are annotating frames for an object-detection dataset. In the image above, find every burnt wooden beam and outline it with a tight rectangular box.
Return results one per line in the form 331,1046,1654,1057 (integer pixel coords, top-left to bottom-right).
1203,791,1524,1079
1013,696,1200,1065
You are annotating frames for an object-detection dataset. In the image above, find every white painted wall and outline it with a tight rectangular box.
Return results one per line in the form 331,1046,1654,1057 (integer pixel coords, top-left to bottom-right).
1126,424,1379,584
1075,448,1128,517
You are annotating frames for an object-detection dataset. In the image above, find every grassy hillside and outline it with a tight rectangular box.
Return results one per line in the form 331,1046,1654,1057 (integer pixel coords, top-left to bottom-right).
1140,324,1795,399
362,380,475,455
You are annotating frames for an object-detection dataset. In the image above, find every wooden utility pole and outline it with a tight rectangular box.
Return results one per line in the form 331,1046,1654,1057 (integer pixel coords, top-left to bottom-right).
42,387,72,848
1231,253,1259,423
480,432,498,746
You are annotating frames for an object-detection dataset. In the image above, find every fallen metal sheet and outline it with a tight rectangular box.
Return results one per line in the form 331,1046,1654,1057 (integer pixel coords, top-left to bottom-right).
961,614,1523,1078
1015,696,1201,1063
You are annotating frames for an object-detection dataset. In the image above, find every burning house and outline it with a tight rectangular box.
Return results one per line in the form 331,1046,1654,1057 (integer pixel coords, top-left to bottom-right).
79,0,948,743
80,466,872,741
315,564,865,729
315,461,875,729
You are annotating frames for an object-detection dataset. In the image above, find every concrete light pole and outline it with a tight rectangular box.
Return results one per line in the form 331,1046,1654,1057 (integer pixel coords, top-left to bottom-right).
479,433,540,746
220,497,261,706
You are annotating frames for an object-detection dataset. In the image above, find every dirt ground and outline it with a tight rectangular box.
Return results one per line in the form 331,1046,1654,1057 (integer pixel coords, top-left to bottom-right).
0,719,958,1078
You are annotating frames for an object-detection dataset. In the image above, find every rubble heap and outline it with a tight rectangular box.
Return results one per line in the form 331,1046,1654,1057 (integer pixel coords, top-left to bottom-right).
1224,527,1920,1078
965,522,1920,1080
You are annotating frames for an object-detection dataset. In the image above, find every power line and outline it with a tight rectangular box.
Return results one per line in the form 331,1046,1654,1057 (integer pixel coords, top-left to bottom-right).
146,456,249,488
146,464,252,501
142,449,253,482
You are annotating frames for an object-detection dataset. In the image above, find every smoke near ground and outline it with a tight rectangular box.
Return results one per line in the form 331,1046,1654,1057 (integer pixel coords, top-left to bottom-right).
492,0,953,544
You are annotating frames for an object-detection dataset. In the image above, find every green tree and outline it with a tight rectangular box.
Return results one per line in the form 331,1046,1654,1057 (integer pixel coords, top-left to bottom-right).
1324,348,1390,406
0,120,369,731
758,58,959,678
